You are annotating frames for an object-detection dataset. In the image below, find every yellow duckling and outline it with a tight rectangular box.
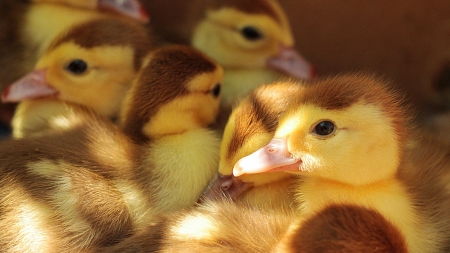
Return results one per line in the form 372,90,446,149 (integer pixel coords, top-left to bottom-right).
0,0,149,133
141,0,316,118
234,74,450,253
192,0,315,105
2,16,153,138
0,45,223,252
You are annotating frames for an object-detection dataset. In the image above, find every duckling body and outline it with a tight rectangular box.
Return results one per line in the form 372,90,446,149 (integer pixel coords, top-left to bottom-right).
97,200,296,253
234,75,450,252
277,204,408,253
2,16,152,138
0,45,223,252
96,201,407,253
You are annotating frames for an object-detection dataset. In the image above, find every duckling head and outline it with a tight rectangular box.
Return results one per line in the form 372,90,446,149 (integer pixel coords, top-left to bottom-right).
234,74,411,186
191,0,315,80
119,45,224,143
202,82,304,200
1,17,152,118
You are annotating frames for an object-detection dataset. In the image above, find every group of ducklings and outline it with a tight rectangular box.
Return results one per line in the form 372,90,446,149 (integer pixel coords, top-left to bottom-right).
0,0,449,253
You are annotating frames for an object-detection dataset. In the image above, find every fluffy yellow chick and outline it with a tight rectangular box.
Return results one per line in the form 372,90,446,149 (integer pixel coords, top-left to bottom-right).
234,74,450,253
2,16,153,138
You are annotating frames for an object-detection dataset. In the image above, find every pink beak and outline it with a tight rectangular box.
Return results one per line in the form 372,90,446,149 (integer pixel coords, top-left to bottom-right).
266,46,317,80
233,138,302,177
98,0,150,23
1,69,58,103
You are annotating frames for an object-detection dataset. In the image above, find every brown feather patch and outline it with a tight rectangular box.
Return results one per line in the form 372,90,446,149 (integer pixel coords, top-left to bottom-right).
226,82,304,160
280,205,408,253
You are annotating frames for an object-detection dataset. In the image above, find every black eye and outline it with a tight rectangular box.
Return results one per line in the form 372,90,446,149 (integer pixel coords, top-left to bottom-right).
313,121,335,136
240,26,263,41
65,59,88,74
211,83,221,97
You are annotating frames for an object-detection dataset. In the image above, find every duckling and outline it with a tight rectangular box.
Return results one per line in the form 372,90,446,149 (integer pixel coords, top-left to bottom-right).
0,0,134,134
192,0,315,106
141,0,316,114
118,45,223,212
31,0,150,22
201,81,305,210
233,74,450,253
2,16,153,138
0,45,223,252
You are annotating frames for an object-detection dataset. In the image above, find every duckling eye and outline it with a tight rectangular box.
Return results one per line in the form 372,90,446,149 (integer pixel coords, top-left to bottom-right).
65,59,88,75
313,121,335,136
211,83,221,98
240,26,263,41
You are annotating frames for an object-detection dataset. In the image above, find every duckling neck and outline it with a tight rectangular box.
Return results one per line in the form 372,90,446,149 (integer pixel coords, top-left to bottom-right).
143,112,205,138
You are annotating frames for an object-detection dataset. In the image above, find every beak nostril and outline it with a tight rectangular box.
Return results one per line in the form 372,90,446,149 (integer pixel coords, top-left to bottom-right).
221,181,232,191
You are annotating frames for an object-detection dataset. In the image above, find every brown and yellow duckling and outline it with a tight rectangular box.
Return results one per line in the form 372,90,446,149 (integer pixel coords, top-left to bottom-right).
2,16,153,138
234,74,450,252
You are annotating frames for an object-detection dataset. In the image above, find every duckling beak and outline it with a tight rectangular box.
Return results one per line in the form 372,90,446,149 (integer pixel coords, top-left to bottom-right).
233,138,301,177
266,46,317,80
199,173,253,203
98,0,150,23
1,69,58,103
